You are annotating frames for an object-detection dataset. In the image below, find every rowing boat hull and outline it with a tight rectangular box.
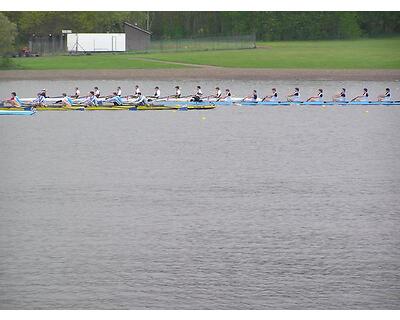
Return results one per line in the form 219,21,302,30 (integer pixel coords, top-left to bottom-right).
0,105,216,111
0,109,35,115
152,100,234,106
241,101,400,106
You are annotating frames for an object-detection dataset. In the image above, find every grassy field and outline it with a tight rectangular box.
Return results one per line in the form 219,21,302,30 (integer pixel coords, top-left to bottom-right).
7,38,400,70
8,54,186,70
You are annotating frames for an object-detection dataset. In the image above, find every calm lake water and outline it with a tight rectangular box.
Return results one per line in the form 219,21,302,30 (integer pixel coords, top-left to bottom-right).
0,80,400,309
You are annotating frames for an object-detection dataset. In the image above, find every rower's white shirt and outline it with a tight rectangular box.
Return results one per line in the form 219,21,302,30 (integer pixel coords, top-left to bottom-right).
94,89,100,96
197,89,203,95
155,89,161,97
75,89,80,96
135,88,141,94
117,88,122,96
216,90,222,97
176,89,181,96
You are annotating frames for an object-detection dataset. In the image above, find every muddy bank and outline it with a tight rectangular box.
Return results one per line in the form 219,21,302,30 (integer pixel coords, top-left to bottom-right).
0,68,399,81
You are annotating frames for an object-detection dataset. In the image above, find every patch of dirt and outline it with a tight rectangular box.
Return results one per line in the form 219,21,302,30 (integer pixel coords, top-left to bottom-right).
1,68,399,81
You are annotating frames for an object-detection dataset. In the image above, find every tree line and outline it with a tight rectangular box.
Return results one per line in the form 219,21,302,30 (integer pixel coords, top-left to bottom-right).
1,11,400,51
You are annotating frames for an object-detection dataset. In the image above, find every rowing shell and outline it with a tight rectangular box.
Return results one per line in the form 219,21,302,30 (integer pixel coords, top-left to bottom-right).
240,100,400,106
152,100,234,106
0,105,216,111
0,109,35,115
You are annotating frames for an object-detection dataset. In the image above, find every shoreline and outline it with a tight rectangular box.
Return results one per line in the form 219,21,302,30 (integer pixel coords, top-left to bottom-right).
0,68,399,81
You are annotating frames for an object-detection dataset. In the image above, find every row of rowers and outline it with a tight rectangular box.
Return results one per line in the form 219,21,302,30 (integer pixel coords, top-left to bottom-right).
6,86,393,108
64,86,393,103
244,87,392,102
7,85,226,107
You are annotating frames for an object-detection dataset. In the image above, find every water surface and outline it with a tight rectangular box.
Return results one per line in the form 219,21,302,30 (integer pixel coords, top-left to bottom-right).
0,80,400,309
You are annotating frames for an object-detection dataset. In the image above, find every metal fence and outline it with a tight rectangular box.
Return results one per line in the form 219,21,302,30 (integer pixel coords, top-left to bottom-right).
29,33,256,55
29,35,67,56
146,34,256,53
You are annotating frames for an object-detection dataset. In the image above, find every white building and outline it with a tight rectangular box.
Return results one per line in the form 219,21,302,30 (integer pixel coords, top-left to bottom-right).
67,33,126,52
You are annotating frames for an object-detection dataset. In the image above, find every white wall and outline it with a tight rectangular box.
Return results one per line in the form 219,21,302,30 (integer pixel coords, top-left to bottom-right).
67,33,126,52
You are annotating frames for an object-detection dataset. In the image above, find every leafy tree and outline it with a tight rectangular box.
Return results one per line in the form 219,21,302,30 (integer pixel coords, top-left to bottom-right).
0,12,17,55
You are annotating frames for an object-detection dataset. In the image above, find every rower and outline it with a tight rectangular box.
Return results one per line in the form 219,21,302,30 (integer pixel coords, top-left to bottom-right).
134,92,148,106
174,86,181,98
190,86,203,102
7,92,23,108
106,92,123,106
116,86,122,97
287,87,301,102
213,87,222,100
61,93,74,107
85,91,98,106
32,92,46,107
244,90,258,102
74,87,80,99
39,88,48,98
352,88,369,102
134,85,141,97
223,89,232,102
333,88,346,102
94,87,100,98
306,89,323,102
262,88,278,102
153,86,161,99
378,88,391,101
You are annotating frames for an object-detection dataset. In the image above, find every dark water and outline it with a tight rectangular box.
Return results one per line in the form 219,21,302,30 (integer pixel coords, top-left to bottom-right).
1,83,400,309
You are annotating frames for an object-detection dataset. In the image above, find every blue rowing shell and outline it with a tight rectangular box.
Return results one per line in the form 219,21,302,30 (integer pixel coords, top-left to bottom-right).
240,101,400,106
0,110,35,115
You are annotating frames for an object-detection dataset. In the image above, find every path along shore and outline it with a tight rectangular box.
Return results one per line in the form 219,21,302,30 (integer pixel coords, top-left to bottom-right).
0,68,399,81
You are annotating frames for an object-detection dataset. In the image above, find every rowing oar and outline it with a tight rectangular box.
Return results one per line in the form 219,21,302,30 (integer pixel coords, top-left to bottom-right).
48,95,64,99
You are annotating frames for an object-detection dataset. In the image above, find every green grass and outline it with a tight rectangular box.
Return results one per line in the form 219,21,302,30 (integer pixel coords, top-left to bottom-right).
6,38,400,70
9,54,186,70
138,38,400,69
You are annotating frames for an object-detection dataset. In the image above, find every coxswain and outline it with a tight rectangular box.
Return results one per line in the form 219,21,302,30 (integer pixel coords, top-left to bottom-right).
352,88,369,102
74,87,80,99
134,92,148,106
7,92,23,108
61,93,74,107
262,88,278,102
306,89,323,102
378,88,391,101
333,88,346,102
106,92,123,106
85,91,98,106
94,87,100,98
116,86,122,97
287,87,301,102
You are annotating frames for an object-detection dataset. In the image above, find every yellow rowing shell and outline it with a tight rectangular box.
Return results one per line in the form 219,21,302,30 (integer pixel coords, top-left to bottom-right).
0,105,215,111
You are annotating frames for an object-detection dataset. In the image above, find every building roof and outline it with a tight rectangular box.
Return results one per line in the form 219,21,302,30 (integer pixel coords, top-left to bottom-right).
124,22,152,35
